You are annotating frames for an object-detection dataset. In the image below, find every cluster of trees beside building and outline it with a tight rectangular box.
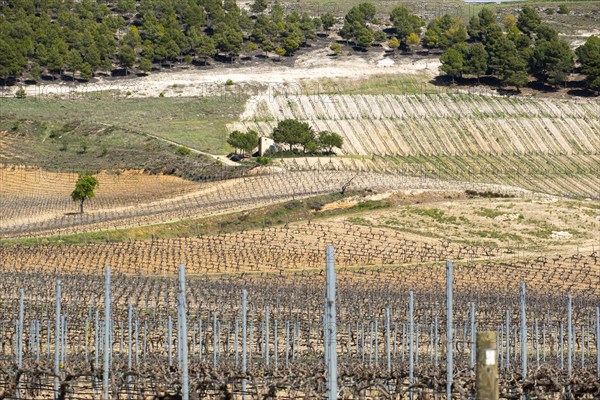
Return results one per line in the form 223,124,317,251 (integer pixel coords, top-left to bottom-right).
227,119,343,156
0,0,332,81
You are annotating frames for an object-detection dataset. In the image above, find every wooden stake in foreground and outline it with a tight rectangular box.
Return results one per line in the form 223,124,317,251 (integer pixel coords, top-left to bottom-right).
476,331,499,400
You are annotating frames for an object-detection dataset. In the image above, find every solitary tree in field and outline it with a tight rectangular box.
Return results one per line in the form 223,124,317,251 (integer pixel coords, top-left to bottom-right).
71,174,98,214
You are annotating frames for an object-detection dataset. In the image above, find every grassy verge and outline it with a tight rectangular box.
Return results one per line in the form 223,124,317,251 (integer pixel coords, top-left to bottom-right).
305,73,439,96
0,193,392,248
0,94,246,159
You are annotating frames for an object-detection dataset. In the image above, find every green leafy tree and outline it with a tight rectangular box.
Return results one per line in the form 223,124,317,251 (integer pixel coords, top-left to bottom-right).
140,57,153,72
251,0,268,13
80,62,92,80
275,46,286,59
321,13,335,31
123,26,142,50
117,44,136,75
355,26,374,49
390,6,424,44
535,25,559,43
575,35,600,94
516,6,541,36
29,62,42,81
272,119,315,152
507,26,531,53
467,15,481,40
340,3,377,48
423,15,466,50
318,131,344,154
71,174,99,214
196,35,217,65
213,23,243,61
489,36,529,90
503,68,529,91
0,40,25,82
282,35,301,55
116,0,136,13
464,42,488,81
66,49,82,79
440,45,465,82
373,30,387,43
227,130,259,155
84,44,101,73
478,8,496,29
260,39,275,56
531,38,573,86
48,39,68,75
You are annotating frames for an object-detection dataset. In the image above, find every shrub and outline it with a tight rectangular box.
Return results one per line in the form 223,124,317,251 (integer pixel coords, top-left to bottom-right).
558,4,569,14
15,87,26,98
225,79,234,86
177,146,192,156
330,43,342,55
256,156,271,165
77,141,88,154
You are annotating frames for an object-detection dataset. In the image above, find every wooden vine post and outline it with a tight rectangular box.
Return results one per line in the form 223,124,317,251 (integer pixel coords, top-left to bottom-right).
476,331,499,400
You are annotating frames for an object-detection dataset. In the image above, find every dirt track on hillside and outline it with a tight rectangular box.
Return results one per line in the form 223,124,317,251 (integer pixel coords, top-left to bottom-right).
11,48,441,98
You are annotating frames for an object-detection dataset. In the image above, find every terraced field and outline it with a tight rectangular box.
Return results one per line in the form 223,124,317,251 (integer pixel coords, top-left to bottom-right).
231,93,600,199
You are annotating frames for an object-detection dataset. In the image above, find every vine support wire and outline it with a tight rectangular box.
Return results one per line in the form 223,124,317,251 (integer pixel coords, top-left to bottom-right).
17,288,23,400
17,288,23,369
266,305,270,368
325,245,337,400
409,290,414,399
375,319,379,366
274,318,278,370
54,280,61,400
596,306,599,378
434,316,438,367
178,264,189,400
567,293,572,377
127,301,132,399
520,282,527,382
104,266,111,400
242,289,247,399
168,316,173,367
446,260,453,399
470,302,476,369
385,307,391,374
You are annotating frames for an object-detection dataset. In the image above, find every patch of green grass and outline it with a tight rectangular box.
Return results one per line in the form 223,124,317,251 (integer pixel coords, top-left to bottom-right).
347,217,371,225
410,207,459,224
476,208,504,219
352,200,390,211
0,95,246,159
307,73,439,96
469,229,522,242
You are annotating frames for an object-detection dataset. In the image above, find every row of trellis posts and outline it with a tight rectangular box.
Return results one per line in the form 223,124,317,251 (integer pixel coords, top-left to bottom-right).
9,245,600,399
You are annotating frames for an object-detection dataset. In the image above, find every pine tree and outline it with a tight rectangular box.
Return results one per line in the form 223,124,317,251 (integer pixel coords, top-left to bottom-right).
117,44,136,75
575,35,600,94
